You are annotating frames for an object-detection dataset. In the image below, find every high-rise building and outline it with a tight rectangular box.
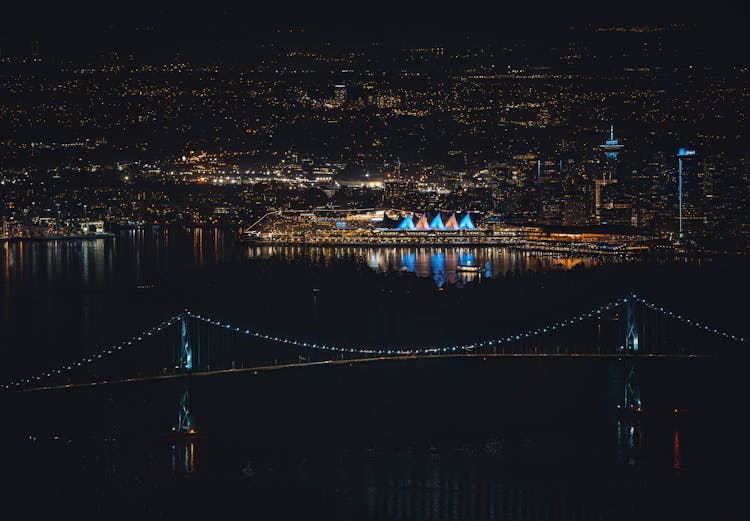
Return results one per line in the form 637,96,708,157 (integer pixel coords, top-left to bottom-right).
537,159,564,224
562,162,594,226
333,84,347,107
676,148,703,237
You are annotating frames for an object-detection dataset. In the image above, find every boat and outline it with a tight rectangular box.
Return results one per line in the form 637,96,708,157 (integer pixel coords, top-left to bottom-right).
456,264,482,273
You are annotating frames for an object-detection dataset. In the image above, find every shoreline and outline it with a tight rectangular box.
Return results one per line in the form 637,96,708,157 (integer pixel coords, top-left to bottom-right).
0,233,115,242
237,239,645,256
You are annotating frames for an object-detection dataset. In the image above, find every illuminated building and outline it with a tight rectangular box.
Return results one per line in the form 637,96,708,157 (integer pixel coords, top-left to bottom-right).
676,148,702,238
444,214,459,229
537,159,564,225
333,84,347,107
395,212,475,231
429,214,446,229
395,213,416,230
458,213,476,230
242,209,651,254
599,125,624,160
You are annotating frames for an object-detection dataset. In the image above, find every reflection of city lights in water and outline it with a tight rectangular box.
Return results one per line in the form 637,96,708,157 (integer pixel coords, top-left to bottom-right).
673,430,681,476
431,252,446,288
401,252,416,273
189,441,195,474
245,246,602,287
170,439,197,476
458,251,475,266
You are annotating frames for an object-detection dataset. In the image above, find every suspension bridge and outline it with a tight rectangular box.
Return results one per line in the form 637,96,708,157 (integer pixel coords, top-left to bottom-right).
3,293,745,430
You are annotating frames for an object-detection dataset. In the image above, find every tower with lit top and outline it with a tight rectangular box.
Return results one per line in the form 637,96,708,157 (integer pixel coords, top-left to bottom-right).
599,124,624,160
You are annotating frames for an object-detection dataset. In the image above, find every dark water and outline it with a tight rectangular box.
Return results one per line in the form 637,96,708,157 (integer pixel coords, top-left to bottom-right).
1,228,747,519
3,357,742,520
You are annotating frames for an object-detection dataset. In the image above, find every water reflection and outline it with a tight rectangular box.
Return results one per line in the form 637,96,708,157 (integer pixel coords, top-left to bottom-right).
171,439,196,476
673,430,681,477
248,245,602,287
0,229,606,294
354,460,594,521
616,418,642,466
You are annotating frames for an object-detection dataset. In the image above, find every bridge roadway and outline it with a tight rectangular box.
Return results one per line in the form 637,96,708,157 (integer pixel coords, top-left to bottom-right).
21,352,709,393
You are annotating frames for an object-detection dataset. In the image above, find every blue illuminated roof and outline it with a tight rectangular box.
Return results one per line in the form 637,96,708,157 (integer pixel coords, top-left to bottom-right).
429,214,446,229
459,213,476,230
396,214,416,230
677,148,696,157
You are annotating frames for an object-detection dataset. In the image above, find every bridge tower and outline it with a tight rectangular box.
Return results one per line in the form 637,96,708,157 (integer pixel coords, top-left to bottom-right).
175,314,197,435
179,313,193,372
622,298,641,412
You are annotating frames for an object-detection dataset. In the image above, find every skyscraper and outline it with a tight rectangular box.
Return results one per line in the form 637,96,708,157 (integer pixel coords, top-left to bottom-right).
676,148,702,238
537,159,564,224
333,84,347,107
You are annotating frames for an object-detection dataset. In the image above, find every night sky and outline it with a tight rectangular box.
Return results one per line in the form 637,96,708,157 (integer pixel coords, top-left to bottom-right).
1,1,741,58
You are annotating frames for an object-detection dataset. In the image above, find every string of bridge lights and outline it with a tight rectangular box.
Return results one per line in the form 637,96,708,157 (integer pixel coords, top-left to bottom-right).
3,294,745,392
633,295,745,343
186,296,633,356
1,315,183,391
185,293,746,354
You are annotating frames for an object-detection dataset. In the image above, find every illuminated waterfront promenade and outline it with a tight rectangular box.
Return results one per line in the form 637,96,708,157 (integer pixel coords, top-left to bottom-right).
242,210,655,255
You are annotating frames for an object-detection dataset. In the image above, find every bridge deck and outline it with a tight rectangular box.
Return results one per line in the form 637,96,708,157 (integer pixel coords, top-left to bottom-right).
21,352,711,393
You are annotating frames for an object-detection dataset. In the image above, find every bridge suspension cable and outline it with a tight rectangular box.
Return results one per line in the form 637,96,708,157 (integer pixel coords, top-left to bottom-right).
3,294,745,392
186,295,636,356
177,293,747,356
1,315,183,391
633,295,745,343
